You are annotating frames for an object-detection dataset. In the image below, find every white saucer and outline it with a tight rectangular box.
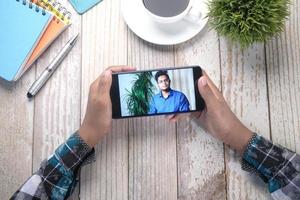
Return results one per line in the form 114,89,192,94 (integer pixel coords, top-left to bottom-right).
121,0,208,45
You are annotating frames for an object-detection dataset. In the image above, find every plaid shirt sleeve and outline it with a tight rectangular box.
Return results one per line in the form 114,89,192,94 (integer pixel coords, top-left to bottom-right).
11,131,95,200
242,134,300,200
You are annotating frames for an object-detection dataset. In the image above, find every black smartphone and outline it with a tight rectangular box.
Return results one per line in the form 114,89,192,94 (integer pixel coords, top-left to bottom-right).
110,66,205,119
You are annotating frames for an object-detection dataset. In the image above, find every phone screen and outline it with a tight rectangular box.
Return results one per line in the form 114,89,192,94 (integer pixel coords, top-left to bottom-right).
110,66,205,118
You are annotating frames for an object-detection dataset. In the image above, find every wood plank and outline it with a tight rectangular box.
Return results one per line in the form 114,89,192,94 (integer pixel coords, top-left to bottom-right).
127,33,177,200
175,27,226,199
0,71,35,199
266,0,300,153
80,120,129,200
79,0,129,199
220,41,271,199
32,0,82,199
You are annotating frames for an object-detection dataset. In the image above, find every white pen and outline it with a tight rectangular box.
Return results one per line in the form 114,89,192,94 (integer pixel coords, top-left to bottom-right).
27,34,79,98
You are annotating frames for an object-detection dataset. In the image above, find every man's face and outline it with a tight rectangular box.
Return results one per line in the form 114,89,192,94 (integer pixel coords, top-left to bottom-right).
157,75,170,91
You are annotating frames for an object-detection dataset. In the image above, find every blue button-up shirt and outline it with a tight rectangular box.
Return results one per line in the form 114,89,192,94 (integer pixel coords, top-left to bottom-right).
148,89,190,114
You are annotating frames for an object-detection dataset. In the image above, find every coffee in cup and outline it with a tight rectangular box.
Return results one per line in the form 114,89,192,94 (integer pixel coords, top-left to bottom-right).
143,0,190,18
142,0,202,24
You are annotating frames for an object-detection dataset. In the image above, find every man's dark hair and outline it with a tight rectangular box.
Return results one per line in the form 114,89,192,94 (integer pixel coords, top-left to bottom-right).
155,70,170,82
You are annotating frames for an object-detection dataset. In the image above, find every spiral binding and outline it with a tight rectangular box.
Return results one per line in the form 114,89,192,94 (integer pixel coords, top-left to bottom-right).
16,0,47,16
44,0,71,23
16,0,71,23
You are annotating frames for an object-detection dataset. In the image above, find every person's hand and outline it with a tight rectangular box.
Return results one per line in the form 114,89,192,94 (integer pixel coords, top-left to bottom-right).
167,71,253,154
79,66,136,147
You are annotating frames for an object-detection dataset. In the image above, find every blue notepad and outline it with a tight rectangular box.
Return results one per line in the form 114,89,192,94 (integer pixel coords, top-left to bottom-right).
69,0,102,14
0,0,53,81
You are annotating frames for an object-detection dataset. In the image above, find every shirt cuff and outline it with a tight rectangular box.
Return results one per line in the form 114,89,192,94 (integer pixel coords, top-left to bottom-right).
39,131,96,199
241,134,298,193
53,131,96,173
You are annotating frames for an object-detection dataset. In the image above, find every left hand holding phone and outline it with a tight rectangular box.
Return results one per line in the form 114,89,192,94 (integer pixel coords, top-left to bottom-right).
79,66,136,147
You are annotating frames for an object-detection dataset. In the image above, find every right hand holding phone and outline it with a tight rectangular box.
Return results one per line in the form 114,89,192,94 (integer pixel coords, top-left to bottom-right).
168,71,253,154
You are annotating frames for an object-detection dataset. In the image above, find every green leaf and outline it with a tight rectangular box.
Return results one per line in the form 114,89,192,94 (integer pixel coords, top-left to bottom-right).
207,0,290,48
125,72,155,115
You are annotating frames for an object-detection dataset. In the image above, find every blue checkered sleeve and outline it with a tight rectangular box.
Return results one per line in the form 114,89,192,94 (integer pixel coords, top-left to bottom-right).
10,131,95,200
242,134,300,200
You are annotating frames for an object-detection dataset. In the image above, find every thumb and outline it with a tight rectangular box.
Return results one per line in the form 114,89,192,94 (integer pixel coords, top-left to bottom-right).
198,76,216,105
99,70,112,96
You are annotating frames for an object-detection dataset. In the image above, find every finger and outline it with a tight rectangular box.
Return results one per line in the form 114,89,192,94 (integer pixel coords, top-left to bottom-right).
198,76,217,106
169,116,179,122
202,71,223,100
170,118,178,122
165,114,176,120
166,114,179,122
107,65,136,73
98,70,112,95
93,66,135,88
191,111,202,119
169,115,178,122
202,71,220,92
168,113,190,122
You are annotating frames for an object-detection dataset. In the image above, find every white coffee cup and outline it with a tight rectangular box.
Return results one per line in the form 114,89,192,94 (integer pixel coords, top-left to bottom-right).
142,0,202,24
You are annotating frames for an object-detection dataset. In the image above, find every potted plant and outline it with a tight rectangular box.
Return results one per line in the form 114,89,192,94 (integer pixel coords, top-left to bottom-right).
207,0,290,48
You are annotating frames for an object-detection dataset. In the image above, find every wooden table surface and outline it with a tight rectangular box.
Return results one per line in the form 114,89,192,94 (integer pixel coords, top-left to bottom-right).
1,0,299,199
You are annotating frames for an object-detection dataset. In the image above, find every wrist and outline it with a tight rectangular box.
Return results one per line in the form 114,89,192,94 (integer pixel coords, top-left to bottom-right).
79,125,99,148
230,127,253,154
222,125,253,154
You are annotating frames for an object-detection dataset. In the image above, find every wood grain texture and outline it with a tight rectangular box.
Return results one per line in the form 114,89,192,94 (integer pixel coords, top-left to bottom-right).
80,120,129,200
220,41,271,200
33,4,82,170
175,27,226,200
0,71,35,199
80,0,129,199
266,0,300,153
32,0,82,199
127,32,177,200
128,116,177,200
1,0,300,199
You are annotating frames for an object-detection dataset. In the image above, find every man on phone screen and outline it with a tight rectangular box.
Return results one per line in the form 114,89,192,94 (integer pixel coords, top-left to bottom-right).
148,70,190,114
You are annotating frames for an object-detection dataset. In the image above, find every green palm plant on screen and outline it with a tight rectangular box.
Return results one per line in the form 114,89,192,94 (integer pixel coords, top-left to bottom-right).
125,72,155,115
